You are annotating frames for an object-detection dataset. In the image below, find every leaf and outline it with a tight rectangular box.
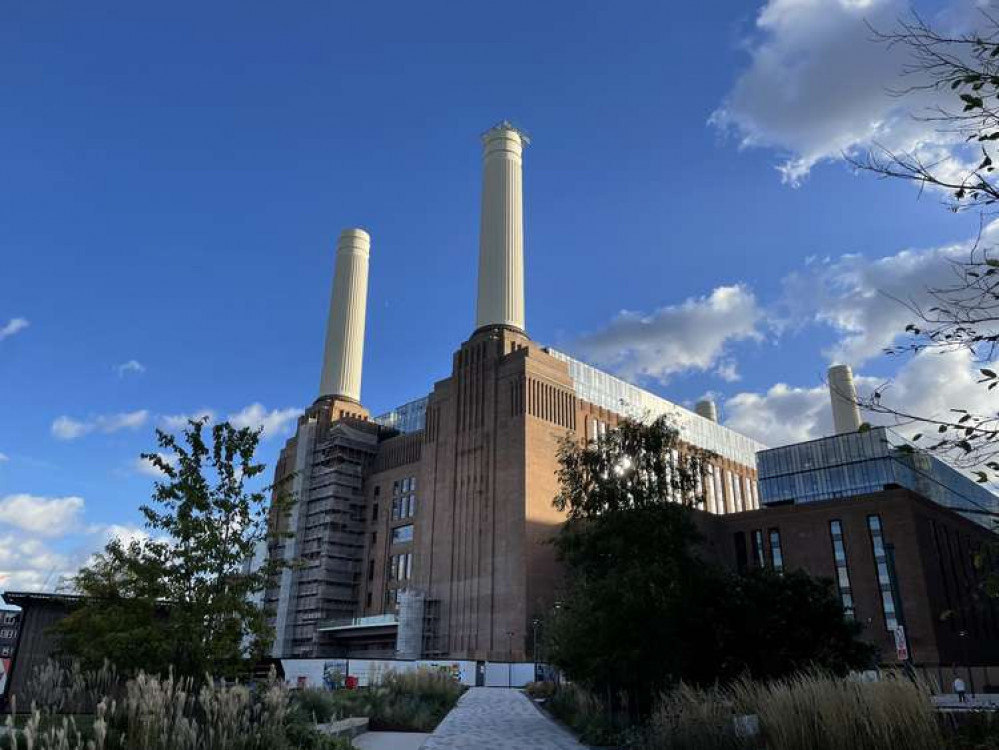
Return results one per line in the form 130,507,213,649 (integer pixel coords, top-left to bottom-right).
975,471,989,483
858,422,872,433
939,425,949,433
981,368,997,378
987,260,999,268
912,433,922,441
957,440,973,453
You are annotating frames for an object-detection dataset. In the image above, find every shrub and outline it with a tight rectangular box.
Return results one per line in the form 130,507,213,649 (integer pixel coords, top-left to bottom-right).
3,661,344,750
524,681,556,700
642,671,941,750
290,688,339,724
547,683,626,746
306,667,464,733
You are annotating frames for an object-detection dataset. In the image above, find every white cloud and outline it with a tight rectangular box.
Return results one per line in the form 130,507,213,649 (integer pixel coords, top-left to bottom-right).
133,452,176,477
51,409,149,440
711,0,979,184
780,220,999,365
227,403,301,440
0,494,84,537
722,348,997,447
114,359,146,377
0,453,7,464
0,534,76,592
159,410,215,431
572,285,763,383
0,317,28,342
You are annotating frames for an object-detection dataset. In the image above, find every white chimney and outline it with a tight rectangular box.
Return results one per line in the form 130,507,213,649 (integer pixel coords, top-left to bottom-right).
319,228,370,402
695,399,718,423
475,122,527,332
828,364,862,434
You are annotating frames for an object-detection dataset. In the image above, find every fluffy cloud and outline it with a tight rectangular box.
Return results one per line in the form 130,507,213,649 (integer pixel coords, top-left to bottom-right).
0,317,28,341
0,535,75,592
52,410,149,440
722,348,995,447
0,453,7,464
572,285,764,383
114,359,146,377
227,403,301,440
781,220,999,365
0,494,84,537
711,0,978,184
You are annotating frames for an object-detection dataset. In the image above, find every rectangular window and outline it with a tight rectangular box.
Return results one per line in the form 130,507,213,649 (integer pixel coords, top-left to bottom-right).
769,528,784,572
372,503,379,522
829,520,855,619
0,646,9,657
734,531,748,575
365,592,372,608
751,530,766,568
2,614,14,625
367,559,374,581
392,524,414,544
406,552,413,580
867,514,898,631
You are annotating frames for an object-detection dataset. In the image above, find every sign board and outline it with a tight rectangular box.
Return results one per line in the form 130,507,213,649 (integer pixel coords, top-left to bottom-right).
893,625,909,661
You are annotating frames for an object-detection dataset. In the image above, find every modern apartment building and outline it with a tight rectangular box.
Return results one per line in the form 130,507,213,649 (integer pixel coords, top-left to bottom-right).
262,122,765,661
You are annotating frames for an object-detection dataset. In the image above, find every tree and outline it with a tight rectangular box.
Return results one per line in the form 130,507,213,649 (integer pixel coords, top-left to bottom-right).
545,417,872,712
55,418,291,678
852,13,999,478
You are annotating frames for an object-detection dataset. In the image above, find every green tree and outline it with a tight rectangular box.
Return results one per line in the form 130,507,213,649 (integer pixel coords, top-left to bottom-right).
546,417,874,710
56,418,291,678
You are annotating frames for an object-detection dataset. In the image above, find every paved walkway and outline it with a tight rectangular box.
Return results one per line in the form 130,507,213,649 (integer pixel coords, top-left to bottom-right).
420,688,586,749
353,731,430,750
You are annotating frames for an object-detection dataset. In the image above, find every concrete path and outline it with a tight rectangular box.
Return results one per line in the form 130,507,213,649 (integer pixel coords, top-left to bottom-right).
420,688,586,749
353,731,430,750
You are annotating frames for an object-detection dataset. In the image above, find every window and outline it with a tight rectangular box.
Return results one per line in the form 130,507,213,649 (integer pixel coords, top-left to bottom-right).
734,531,748,574
751,530,766,568
867,514,898,631
392,525,414,544
372,503,379,521
389,552,413,581
0,629,12,639
367,559,374,581
0,647,9,657
769,528,784,572
365,592,372,608
829,520,855,619
2,613,14,625
371,531,377,545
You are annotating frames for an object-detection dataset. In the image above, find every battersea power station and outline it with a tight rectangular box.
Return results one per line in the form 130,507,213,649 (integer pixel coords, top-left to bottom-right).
262,123,765,664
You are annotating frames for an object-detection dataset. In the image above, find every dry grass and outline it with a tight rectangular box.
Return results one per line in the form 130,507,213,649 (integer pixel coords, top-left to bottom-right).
644,671,942,750
3,661,338,750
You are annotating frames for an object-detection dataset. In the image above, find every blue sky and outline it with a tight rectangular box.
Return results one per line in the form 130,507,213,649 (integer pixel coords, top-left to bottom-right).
1,0,991,590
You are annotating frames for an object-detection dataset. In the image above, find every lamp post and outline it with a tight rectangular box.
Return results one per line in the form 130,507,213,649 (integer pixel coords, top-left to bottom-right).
506,630,515,688
532,618,541,682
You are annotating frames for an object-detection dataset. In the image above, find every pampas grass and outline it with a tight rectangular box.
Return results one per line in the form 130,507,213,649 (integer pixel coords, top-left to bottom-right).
3,661,311,750
643,671,942,750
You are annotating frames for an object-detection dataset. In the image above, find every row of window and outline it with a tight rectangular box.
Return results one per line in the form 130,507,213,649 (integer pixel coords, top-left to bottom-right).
735,528,783,573
393,493,416,520
829,520,855,619
825,514,897,631
706,466,759,515
394,477,416,495
390,552,413,582
392,524,414,544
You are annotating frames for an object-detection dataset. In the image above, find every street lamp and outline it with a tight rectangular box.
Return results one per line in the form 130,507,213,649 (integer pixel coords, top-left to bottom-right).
532,618,541,682
506,630,515,688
